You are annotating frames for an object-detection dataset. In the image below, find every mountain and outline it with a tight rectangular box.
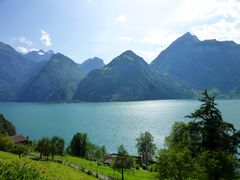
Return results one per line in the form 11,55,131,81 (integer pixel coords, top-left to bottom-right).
151,32,240,97
19,53,84,102
80,57,105,74
24,49,54,62
0,42,37,101
73,50,191,101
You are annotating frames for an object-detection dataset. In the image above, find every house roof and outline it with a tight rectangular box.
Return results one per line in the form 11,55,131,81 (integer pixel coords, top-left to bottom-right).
11,135,27,144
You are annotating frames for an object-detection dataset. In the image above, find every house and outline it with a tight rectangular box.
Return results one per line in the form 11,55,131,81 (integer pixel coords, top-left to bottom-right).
103,154,117,166
11,135,28,144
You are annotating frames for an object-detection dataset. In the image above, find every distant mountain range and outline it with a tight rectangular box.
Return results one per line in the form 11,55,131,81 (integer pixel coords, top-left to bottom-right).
0,32,240,102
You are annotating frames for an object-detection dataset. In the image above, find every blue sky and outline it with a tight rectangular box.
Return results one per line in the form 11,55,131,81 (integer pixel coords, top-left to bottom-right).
1,0,239,63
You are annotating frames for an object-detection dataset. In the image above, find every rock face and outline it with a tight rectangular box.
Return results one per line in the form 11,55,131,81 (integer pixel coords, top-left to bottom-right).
24,49,54,62
151,32,240,96
19,53,84,102
73,50,191,101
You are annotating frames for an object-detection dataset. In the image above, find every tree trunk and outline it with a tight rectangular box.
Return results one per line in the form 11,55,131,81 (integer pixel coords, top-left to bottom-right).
122,166,124,180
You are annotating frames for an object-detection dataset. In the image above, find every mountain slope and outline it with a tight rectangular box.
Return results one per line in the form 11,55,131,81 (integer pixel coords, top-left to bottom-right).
24,49,54,62
151,32,240,96
73,50,191,101
80,57,105,75
0,42,37,100
19,53,84,102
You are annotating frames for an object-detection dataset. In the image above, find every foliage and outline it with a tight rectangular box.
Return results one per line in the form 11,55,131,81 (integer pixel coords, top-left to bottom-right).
36,137,52,160
136,131,156,165
113,145,133,180
0,161,41,180
85,142,107,161
68,132,88,157
0,114,16,136
157,91,240,179
11,144,29,159
0,134,12,151
50,136,64,159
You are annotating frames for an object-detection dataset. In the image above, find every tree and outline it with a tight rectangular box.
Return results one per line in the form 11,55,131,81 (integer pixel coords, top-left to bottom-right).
68,132,88,157
136,131,156,165
187,90,239,154
36,137,51,160
50,136,64,160
0,114,16,136
157,91,240,179
0,134,12,151
12,144,29,159
113,145,133,180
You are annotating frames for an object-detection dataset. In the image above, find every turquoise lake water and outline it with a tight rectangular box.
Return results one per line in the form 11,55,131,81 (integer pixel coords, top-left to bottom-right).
0,99,240,155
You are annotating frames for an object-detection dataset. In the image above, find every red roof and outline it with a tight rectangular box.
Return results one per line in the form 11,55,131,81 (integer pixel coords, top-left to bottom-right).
11,135,28,144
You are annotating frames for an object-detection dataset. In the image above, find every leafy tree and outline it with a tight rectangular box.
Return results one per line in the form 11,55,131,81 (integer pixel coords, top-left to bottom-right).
113,145,133,180
136,131,156,165
0,134,12,151
50,136,64,160
0,114,16,136
12,144,29,159
85,143,107,161
68,132,88,157
36,137,51,160
157,147,194,180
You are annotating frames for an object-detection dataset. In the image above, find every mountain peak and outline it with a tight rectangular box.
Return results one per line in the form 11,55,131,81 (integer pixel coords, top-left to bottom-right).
170,32,200,47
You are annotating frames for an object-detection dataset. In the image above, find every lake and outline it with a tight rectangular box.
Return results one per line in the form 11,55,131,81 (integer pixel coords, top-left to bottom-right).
0,99,240,155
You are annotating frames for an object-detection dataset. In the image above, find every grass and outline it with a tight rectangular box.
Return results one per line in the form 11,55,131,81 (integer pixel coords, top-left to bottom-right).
0,151,96,180
64,155,158,180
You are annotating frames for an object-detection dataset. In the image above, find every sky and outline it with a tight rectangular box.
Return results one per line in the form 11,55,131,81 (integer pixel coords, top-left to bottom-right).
0,0,240,63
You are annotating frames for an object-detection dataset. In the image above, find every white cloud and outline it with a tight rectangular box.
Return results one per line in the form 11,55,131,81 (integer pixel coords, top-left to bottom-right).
117,36,133,43
141,28,181,46
191,18,240,43
10,36,33,47
172,0,240,23
16,46,38,54
16,46,28,54
116,14,126,23
18,37,32,47
40,30,52,46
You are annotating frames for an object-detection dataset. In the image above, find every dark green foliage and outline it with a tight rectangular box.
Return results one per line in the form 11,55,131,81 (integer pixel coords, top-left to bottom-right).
112,145,133,180
136,131,156,165
68,132,88,157
151,32,240,97
36,137,52,160
11,144,29,159
0,161,41,179
74,50,192,101
187,90,239,153
0,114,16,136
50,136,65,160
157,91,240,179
19,53,84,102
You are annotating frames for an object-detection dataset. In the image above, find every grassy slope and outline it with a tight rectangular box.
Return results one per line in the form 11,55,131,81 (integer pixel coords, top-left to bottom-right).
64,156,158,180
0,151,96,180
